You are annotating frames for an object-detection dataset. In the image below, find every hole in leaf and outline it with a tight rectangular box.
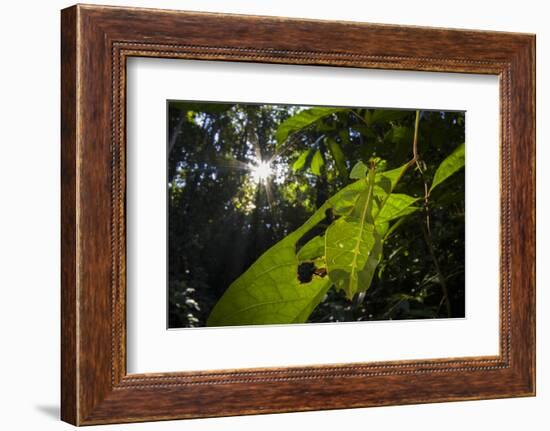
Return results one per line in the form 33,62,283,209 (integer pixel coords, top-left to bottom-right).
297,262,315,283
297,262,327,284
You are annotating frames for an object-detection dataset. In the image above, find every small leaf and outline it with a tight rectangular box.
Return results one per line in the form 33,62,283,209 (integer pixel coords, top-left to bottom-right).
430,143,465,192
326,138,348,181
373,164,409,196
292,149,313,172
350,161,368,179
275,108,347,147
310,149,324,176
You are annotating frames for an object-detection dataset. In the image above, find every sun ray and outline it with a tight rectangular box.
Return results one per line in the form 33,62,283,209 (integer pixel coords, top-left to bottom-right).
249,161,273,183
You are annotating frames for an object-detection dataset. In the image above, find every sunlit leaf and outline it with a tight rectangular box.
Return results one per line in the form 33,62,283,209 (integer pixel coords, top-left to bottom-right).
310,149,325,176
325,163,410,299
430,143,465,193
207,179,366,327
292,149,313,172
275,107,347,147
332,188,361,215
325,167,380,299
350,161,368,179
207,224,330,326
297,235,325,261
333,164,409,216
376,194,419,224
326,221,383,299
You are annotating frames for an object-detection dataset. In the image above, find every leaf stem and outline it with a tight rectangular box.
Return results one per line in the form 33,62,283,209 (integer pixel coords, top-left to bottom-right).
413,110,420,160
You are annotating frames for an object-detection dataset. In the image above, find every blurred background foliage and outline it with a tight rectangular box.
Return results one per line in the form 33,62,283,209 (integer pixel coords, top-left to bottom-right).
167,102,465,328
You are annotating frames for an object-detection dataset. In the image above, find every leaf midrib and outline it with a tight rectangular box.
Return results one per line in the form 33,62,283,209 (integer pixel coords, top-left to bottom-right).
347,170,376,296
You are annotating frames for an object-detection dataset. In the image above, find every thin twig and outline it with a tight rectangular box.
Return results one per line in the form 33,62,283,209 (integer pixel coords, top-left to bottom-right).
421,224,452,317
411,113,452,317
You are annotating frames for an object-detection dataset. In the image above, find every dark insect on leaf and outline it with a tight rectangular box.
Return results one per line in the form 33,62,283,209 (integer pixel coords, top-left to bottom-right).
313,267,328,278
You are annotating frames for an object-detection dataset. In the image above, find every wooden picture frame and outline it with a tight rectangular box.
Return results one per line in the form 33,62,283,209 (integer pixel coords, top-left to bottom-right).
61,4,535,425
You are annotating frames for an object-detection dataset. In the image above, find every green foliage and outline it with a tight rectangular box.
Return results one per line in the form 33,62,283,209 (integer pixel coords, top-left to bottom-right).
369,109,410,125
326,138,348,181
292,148,314,172
208,161,419,324
310,149,325,176
349,161,368,179
297,235,325,261
325,164,417,299
168,102,466,328
430,143,465,192
376,194,419,224
325,166,381,299
275,107,346,147
208,178,368,326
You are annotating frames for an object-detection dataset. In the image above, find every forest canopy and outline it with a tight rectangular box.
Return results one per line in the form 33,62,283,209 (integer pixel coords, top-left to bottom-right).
167,101,465,328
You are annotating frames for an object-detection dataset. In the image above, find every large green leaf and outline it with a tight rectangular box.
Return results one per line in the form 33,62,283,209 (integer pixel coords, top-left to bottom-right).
325,163,412,299
296,235,325,261
207,161,416,324
430,143,465,192
207,224,330,327
325,220,383,299
325,167,380,299
207,179,364,327
275,107,347,147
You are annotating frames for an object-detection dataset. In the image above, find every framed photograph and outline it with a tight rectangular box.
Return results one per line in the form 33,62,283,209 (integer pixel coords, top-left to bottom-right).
61,4,535,425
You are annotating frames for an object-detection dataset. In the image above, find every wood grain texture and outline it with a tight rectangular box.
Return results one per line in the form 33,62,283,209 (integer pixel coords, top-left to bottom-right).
60,4,535,425
60,5,78,425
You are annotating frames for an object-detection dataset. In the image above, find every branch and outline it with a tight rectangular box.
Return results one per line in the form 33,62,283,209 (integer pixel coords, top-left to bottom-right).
410,112,452,317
